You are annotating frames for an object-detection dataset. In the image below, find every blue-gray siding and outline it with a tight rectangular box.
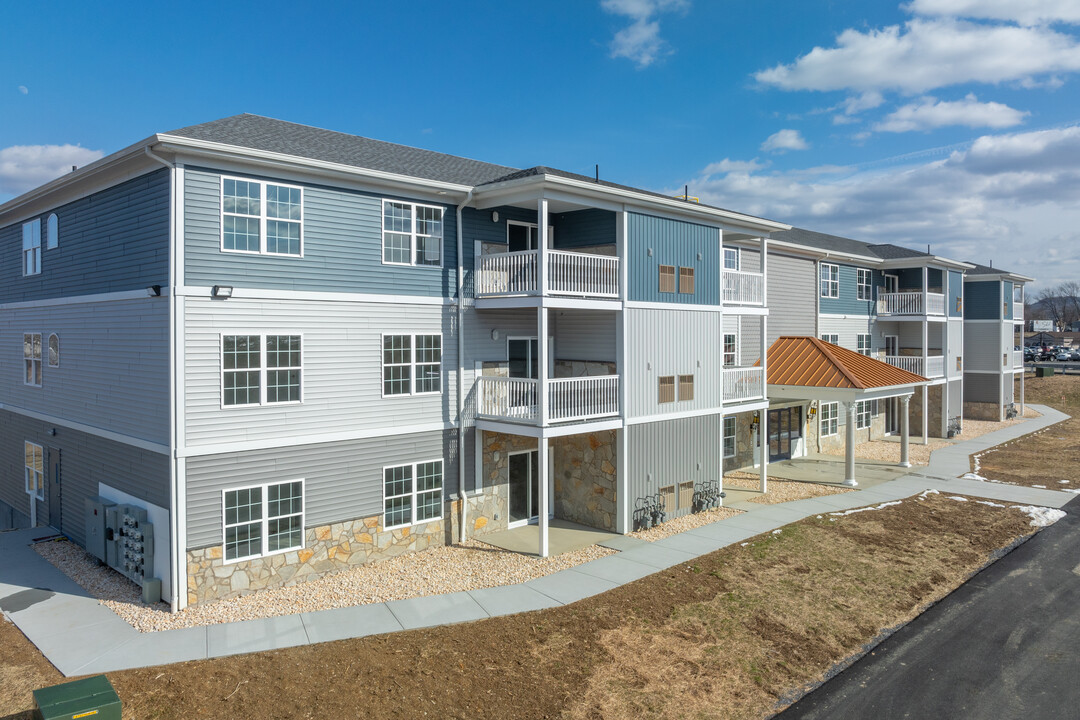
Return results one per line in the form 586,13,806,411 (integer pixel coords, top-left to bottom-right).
628,213,719,305
0,169,169,304
948,270,963,317
626,415,723,520
818,262,878,316
964,280,1000,320
1004,281,1014,321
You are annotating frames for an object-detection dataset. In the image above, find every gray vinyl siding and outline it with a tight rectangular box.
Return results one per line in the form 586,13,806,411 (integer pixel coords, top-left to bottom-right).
818,316,876,353
947,320,964,379
0,408,169,547
964,373,1000,403
734,246,761,273
184,429,456,549
1,297,169,444
628,213,720,305
183,297,456,448
948,379,963,419
184,167,458,298
964,280,1000,320
766,251,816,345
626,415,723,519
625,308,722,418
963,322,1002,372
722,314,763,365
0,169,169,304
555,310,616,362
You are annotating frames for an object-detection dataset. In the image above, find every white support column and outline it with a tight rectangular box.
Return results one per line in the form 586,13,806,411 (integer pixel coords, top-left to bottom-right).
1020,366,1026,415
921,384,929,444
844,401,858,486
759,237,768,495
758,417,768,493
29,496,37,528
899,395,912,468
538,305,549,426
538,197,549,295
538,435,549,558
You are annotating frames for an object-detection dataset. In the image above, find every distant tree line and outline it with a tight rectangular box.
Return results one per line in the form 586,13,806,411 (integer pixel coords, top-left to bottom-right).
1031,282,1080,329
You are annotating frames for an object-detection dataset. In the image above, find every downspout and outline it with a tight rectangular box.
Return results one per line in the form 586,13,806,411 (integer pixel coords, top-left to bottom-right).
457,190,474,544
144,147,181,613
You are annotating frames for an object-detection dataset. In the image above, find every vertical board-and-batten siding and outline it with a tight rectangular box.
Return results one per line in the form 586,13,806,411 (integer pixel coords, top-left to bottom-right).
628,213,720,305
184,168,457,297
184,429,457,549
626,415,723,519
0,169,169,304
183,297,457,447
1,298,169,444
766,252,816,345
947,321,964,379
625,308,722,418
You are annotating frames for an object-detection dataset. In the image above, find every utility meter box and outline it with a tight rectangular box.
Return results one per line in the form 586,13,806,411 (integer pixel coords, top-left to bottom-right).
83,497,116,562
32,674,121,720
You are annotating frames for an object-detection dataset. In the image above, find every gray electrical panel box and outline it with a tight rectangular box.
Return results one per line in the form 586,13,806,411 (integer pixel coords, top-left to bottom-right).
83,496,158,598
84,496,116,562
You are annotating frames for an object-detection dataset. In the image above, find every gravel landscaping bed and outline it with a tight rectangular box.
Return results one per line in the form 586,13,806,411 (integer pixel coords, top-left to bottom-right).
33,538,615,633
723,471,855,504
628,505,743,541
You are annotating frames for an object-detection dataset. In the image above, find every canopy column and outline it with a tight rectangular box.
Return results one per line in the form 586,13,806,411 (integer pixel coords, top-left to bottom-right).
899,394,912,468
843,400,858,487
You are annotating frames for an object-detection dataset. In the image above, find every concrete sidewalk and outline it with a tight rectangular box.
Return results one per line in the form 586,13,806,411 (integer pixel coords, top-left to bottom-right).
0,404,1073,677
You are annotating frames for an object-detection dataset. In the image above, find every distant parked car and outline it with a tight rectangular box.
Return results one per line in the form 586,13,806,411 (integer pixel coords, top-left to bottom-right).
1070,350,1080,361
1055,351,1071,361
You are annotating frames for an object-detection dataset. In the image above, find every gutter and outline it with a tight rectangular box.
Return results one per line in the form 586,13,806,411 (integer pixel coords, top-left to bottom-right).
456,190,473,544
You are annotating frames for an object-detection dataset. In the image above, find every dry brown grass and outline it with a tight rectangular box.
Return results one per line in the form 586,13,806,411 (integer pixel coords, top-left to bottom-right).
0,615,63,720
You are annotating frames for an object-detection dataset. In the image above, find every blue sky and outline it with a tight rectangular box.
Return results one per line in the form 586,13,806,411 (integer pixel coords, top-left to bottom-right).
4,0,1080,289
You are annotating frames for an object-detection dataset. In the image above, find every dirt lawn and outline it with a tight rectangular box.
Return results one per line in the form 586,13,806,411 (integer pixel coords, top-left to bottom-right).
0,493,1045,720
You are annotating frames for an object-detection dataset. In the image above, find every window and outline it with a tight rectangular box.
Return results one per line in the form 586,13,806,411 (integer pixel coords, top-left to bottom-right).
658,376,675,403
659,265,676,293
383,460,443,529
820,334,839,345
723,417,736,458
223,480,304,562
382,200,443,266
46,213,59,250
723,333,738,367
48,334,60,368
383,334,442,396
679,267,695,294
24,333,42,387
23,219,41,276
25,442,44,501
820,263,838,298
221,177,303,256
857,334,872,356
222,334,302,407
678,374,694,401
724,247,740,271
857,268,872,300
856,401,872,429
820,402,838,437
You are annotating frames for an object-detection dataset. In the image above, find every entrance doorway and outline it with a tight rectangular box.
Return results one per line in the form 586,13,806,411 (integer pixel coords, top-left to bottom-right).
47,447,61,530
508,450,540,527
768,406,802,462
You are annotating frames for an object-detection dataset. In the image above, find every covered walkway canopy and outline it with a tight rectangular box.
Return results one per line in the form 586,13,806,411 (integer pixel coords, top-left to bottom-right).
763,336,930,485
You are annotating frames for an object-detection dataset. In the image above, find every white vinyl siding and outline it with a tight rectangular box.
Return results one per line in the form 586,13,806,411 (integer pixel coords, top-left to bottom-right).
820,402,838,437
222,479,304,563
383,459,443,530
23,219,41,276
221,334,303,407
382,200,443,267
24,441,44,500
221,177,303,256
820,263,839,298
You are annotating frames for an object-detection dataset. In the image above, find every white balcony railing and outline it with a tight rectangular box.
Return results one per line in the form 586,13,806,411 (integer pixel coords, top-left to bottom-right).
475,249,619,298
723,270,764,305
723,366,765,403
1012,349,1023,368
877,292,945,316
883,355,944,378
476,375,619,425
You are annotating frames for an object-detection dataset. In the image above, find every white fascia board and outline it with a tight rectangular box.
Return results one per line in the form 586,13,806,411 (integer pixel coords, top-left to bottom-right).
766,240,832,260
475,296,623,311
767,383,922,403
474,417,624,439
964,272,1034,283
878,256,974,271
723,306,769,316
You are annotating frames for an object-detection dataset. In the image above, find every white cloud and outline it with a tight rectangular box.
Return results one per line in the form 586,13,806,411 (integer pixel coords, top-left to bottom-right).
905,0,1080,26
702,158,766,174
17,85,28,95
842,91,886,114
677,125,1080,290
602,0,689,68
874,94,1030,132
761,129,809,153
754,18,1080,94
0,145,105,196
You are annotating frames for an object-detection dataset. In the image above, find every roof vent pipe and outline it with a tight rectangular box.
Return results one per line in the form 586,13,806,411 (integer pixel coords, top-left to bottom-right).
595,164,599,182
685,184,689,201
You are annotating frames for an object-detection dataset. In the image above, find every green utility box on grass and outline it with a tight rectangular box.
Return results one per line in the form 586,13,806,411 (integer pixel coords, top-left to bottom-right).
32,674,121,720
1037,366,1055,377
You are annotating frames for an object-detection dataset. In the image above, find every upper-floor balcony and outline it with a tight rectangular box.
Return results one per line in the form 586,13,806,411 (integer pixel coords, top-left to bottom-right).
723,270,765,305
877,292,945,317
476,375,620,426
475,249,619,300
723,366,765,403
1012,349,1024,368
883,354,944,378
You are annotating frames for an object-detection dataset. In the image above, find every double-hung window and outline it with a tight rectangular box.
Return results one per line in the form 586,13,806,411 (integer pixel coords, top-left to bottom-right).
383,200,443,266
857,268,872,300
383,334,442,396
820,334,839,345
24,333,42,387
25,441,44,501
723,247,740,271
857,334,872,356
723,417,736,458
820,263,839,298
384,460,443,529
23,219,41,276
222,334,302,407
820,402,838,437
222,177,303,256
222,480,304,562
723,333,738,367
856,401,872,429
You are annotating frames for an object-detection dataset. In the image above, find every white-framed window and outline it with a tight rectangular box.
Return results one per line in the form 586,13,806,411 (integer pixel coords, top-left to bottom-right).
382,200,443,266
383,459,443,530
382,334,442,396
25,441,44,501
856,401,872,429
820,263,839,298
857,334,872,356
48,333,60,368
723,247,740,271
222,479,304,563
857,268,872,301
820,402,839,437
221,177,303,256
24,333,42,387
820,334,839,345
46,213,59,250
723,333,738,367
23,219,41,276
723,416,736,458
221,334,303,407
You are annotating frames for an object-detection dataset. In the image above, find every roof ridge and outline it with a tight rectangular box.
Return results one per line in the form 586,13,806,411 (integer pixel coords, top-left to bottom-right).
809,337,867,390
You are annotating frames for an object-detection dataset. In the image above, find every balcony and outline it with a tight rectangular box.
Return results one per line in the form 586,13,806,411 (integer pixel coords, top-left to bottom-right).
723,270,765,305
476,375,620,425
883,355,944,378
877,292,945,316
723,366,765,403
475,249,619,299
1012,349,1023,368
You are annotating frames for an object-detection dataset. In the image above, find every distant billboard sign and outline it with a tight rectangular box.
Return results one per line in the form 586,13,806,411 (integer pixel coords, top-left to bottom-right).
1033,320,1054,332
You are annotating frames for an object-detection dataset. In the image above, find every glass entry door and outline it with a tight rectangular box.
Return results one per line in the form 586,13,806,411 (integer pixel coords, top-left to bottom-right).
508,338,538,379
508,450,540,526
768,407,802,462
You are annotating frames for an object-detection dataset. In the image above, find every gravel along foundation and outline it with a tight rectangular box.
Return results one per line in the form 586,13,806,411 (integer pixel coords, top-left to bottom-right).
723,471,855,504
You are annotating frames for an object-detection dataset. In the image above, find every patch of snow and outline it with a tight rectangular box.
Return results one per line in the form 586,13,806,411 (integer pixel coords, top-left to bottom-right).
771,529,782,535
947,496,968,501
1012,505,1067,527
976,500,1006,508
918,489,940,499
1033,484,1047,489
829,500,903,517
1059,480,1070,484
816,515,823,519
1065,489,1080,495
960,472,988,481
740,542,749,547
